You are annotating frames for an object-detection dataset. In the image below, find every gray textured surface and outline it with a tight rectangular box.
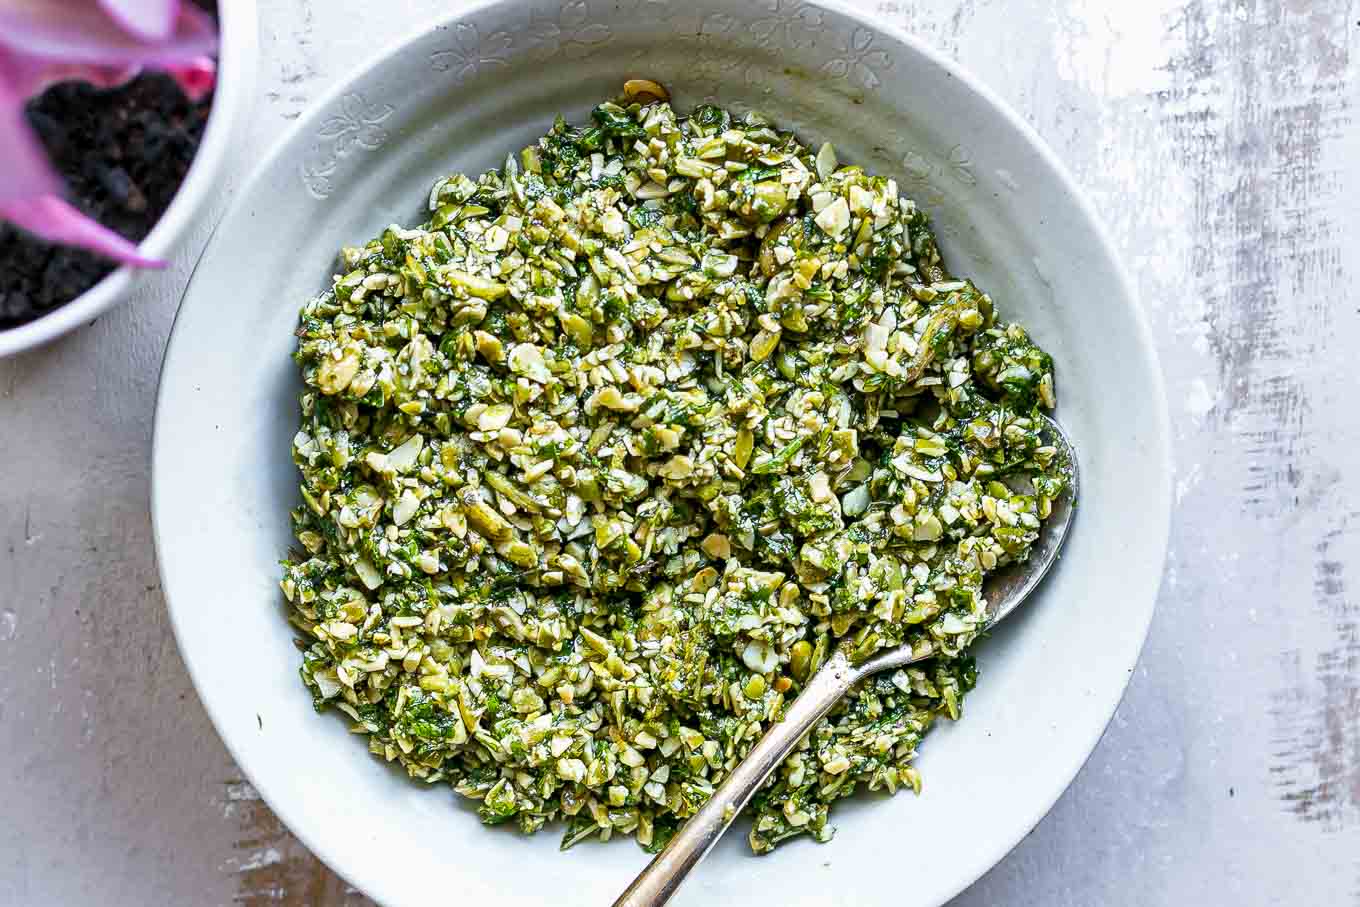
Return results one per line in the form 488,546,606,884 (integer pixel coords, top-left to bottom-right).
1,1,1357,904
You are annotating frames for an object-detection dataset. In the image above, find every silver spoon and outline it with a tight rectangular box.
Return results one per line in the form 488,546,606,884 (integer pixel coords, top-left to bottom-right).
613,414,1078,907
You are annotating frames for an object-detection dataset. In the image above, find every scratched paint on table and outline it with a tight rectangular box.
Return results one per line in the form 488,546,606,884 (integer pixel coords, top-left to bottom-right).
1272,516,1360,828
1157,0,1360,834
220,779,376,906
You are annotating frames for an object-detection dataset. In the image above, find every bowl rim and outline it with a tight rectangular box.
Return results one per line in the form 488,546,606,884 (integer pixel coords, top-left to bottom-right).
153,0,1173,902
0,0,261,358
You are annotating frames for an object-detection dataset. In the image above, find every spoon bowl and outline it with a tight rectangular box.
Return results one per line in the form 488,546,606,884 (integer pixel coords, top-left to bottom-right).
978,414,1080,627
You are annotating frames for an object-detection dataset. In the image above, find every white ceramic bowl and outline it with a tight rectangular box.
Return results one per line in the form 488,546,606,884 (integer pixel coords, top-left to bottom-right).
153,2,1172,905
0,0,259,358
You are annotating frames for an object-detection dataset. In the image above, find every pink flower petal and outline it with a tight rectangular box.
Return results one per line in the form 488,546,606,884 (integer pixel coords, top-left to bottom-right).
98,0,179,42
0,49,141,98
0,195,165,267
0,1,216,77
0,60,61,203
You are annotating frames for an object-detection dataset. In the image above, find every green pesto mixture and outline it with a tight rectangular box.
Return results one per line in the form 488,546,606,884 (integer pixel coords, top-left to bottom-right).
282,84,1064,854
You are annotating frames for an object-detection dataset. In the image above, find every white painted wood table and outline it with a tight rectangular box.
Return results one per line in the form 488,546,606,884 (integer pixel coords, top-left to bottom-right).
2,1,1357,903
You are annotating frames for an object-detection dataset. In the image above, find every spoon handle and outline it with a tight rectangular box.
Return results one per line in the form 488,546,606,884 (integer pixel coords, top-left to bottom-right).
612,650,861,907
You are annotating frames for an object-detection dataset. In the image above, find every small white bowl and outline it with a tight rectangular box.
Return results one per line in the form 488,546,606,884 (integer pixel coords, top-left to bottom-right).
0,0,259,358
153,1,1172,905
